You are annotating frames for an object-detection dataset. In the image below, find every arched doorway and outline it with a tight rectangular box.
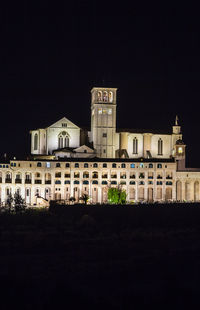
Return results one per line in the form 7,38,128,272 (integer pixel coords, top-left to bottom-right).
176,180,182,201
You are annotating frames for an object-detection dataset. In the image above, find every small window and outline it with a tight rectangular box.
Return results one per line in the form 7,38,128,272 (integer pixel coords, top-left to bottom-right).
121,163,126,168
98,108,102,114
92,180,98,184
157,164,162,168
130,163,135,168
112,163,116,168
139,181,145,185
84,163,88,168
75,163,79,168
103,163,107,168
157,181,163,185
102,133,107,138
93,163,98,168
62,123,67,127
111,181,117,185
37,162,42,167
55,180,61,184
74,180,79,184
129,181,135,185
30,164,32,167
65,163,70,168
56,163,61,168
102,181,107,185
149,163,153,168
65,180,70,184
83,180,89,185
46,162,51,168
139,163,144,168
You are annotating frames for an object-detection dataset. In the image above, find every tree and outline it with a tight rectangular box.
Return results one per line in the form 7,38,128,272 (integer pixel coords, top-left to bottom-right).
13,192,26,213
108,187,127,204
79,194,89,205
6,193,13,212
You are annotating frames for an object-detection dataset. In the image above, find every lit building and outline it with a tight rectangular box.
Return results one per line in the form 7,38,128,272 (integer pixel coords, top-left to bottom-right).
0,87,200,205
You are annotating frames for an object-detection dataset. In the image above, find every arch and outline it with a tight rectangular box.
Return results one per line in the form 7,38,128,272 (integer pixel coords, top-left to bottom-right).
138,187,144,201
176,180,182,201
165,188,172,200
129,188,135,200
83,171,89,178
156,188,162,200
25,188,31,204
194,181,199,201
148,188,153,202
34,133,38,151
158,138,163,155
103,91,108,102
109,91,113,102
45,173,51,184
97,91,102,101
185,182,190,201
45,188,51,200
102,187,108,203
92,188,98,204
92,171,98,179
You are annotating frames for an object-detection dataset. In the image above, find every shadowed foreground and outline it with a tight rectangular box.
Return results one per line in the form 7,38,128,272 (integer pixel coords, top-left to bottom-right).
1,203,200,309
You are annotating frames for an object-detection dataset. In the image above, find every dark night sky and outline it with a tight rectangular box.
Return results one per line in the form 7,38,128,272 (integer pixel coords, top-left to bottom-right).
0,2,200,166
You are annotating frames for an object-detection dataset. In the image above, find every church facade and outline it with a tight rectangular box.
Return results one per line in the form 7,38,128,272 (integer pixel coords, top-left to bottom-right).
0,87,200,205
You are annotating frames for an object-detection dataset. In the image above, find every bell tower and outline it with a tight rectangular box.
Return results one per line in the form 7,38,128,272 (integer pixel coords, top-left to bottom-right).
91,87,117,158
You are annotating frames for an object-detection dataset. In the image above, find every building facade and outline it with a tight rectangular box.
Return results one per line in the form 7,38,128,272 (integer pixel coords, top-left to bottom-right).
0,87,200,205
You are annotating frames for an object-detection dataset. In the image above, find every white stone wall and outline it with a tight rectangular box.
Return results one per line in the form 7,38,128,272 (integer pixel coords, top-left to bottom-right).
0,160,183,206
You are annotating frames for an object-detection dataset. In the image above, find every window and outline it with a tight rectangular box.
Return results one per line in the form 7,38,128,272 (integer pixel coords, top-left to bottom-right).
139,181,145,185
111,181,117,185
84,163,88,168
46,162,51,168
55,180,61,184
93,163,98,168
74,180,79,184
133,137,138,154
55,172,61,178
65,180,70,184
75,163,79,168
157,181,163,185
157,164,162,168
103,163,107,168
83,180,89,185
102,181,107,185
139,173,145,179
149,163,153,168
98,108,102,114
58,131,69,148
102,133,107,138
56,163,61,168
103,91,108,102
92,180,98,184
121,163,126,168
62,123,67,127
178,147,183,154
158,138,163,155
37,162,41,167
97,91,102,101
130,181,135,185
139,163,144,168
34,133,38,151
130,163,135,168
109,92,113,102
112,163,116,168
65,163,70,168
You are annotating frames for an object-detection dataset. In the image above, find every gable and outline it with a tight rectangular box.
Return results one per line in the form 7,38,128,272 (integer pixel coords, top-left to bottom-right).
48,117,80,130
74,145,94,153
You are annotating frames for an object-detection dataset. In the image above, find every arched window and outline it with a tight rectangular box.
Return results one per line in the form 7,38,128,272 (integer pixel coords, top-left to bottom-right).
58,131,69,149
109,91,113,102
133,138,138,154
97,91,102,101
34,133,38,151
158,138,163,155
103,91,108,102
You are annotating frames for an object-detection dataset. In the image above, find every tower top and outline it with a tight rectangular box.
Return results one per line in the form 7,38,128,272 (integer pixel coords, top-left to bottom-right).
91,87,117,105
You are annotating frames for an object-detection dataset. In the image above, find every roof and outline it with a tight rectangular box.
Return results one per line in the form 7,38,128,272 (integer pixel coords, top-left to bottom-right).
117,128,172,135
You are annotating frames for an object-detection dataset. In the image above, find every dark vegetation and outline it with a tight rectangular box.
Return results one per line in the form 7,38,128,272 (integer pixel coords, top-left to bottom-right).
1,203,200,309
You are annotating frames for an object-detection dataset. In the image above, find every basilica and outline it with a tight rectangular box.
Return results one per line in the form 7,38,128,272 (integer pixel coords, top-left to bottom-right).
0,87,200,206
